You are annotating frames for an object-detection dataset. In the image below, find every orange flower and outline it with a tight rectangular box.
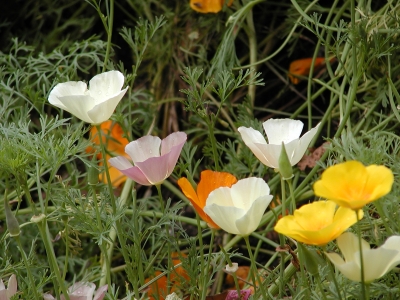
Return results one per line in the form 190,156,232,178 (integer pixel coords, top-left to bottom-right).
288,57,327,84
177,170,238,228
86,120,130,187
190,0,233,13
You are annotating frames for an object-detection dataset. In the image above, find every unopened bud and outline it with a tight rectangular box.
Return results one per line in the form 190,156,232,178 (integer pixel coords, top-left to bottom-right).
88,155,99,186
278,142,294,180
4,191,20,237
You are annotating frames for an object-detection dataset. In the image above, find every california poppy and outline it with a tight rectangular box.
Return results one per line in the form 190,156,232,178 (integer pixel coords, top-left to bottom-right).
190,0,233,13
86,120,130,187
178,170,238,229
288,57,328,84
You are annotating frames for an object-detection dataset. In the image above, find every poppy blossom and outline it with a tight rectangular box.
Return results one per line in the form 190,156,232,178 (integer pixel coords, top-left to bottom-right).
238,119,320,170
313,161,394,210
109,132,187,186
178,170,238,228
325,232,400,283
48,70,128,124
274,201,362,246
204,177,273,236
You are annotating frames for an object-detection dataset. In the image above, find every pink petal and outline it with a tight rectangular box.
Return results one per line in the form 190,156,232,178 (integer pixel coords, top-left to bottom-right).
125,136,161,163
225,289,252,300
43,294,56,300
93,285,108,300
160,132,187,155
7,275,17,297
116,165,152,185
68,282,95,298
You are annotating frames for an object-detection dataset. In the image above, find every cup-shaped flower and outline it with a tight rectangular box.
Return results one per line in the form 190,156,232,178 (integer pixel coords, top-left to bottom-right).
238,119,320,169
190,0,233,13
325,232,400,283
43,282,108,300
274,201,363,246
0,274,17,300
109,132,187,186
313,161,394,210
48,70,128,124
178,170,238,228
203,177,273,236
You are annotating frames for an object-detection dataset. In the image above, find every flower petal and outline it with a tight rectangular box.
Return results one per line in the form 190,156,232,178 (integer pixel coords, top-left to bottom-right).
93,285,108,300
48,81,88,110
6,275,17,298
263,119,304,145
204,203,245,235
135,154,173,185
54,95,96,123
160,132,187,156
291,122,320,165
125,136,162,163
230,177,271,210
365,165,394,201
238,127,274,167
88,70,125,103
235,195,273,235
108,156,151,185
87,87,128,124
325,252,361,282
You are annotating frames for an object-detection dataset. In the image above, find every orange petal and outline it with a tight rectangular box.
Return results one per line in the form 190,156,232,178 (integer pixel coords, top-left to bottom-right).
145,271,168,300
288,57,326,84
190,0,233,13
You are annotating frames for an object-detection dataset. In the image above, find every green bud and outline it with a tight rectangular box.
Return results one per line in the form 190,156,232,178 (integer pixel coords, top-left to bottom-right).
298,243,323,276
4,191,20,237
278,142,294,180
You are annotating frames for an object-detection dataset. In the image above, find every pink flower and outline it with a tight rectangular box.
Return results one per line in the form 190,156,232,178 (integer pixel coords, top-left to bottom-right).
0,274,17,300
43,282,108,300
109,132,187,185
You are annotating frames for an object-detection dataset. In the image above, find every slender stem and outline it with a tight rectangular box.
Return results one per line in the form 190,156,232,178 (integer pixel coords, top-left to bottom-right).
315,274,328,300
246,8,257,108
14,235,41,300
196,214,206,300
279,175,286,297
244,236,268,298
220,246,242,297
356,210,367,300
102,0,114,72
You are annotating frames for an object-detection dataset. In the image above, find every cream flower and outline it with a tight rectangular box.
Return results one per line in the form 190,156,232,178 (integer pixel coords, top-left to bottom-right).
48,70,128,124
43,282,108,300
238,119,320,169
325,232,400,283
0,274,17,300
109,132,187,186
203,177,273,236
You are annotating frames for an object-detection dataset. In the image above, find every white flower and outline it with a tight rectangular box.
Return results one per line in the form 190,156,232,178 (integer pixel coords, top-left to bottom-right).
203,177,273,236
43,282,108,300
48,70,128,124
325,232,400,283
0,274,17,300
238,119,320,169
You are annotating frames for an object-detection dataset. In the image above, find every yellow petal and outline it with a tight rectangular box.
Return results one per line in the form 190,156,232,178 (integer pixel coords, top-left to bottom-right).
313,161,394,210
274,201,361,246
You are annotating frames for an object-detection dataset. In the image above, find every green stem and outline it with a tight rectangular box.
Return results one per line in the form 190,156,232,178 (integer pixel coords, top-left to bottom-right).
246,8,257,108
14,235,41,300
315,274,328,300
244,236,268,298
102,0,114,72
356,210,367,300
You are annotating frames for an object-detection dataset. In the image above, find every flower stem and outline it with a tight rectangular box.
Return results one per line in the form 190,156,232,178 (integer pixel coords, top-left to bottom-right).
102,0,114,72
244,236,268,298
14,235,41,300
356,210,367,300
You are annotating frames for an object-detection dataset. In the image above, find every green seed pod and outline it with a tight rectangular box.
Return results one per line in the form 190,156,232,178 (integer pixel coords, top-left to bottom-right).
278,142,294,180
4,191,20,237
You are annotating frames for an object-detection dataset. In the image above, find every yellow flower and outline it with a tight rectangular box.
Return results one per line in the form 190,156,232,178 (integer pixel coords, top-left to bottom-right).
274,201,363,246
313,161,394,210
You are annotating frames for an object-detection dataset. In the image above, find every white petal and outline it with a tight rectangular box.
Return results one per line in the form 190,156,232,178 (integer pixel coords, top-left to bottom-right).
230,177,271,209
206,186,234,207
238,127,272,167
203,203,244,235
337,232,369,263
108,156,133,170
88,71,125,104
362,247,400,282
7,274,17,297
87,87,128,124
48,81,88,109
251,143,281,168
325,252,362,282
125,135,161,163
235,195,273,235
263,119,303,145
55,95,96,123
291,122,320,165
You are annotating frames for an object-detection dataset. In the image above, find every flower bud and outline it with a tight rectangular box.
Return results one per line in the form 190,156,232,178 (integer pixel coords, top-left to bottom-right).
278,142,294,180
297,243,320,276
88,164,99,186
4,191,20,237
